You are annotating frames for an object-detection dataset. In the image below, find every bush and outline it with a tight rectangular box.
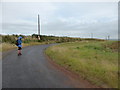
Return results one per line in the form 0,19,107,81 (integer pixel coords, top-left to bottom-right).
2,35,16,44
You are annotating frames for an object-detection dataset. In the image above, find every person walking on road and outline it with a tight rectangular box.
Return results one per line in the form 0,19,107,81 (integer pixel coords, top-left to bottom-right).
16,36,22,56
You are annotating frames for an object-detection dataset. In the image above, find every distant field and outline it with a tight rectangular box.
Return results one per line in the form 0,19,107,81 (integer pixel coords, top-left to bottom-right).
45,41,119,88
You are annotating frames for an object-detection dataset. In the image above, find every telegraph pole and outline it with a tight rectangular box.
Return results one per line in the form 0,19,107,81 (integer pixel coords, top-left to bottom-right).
38,14,40,40
108,35,110,40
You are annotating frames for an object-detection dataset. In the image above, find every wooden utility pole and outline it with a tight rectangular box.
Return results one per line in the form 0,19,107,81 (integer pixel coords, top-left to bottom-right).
38,14,40,40
108,35,110,40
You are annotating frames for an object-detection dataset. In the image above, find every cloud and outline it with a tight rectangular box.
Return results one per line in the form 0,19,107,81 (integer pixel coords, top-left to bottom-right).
1,2,118,39
41,17,117,38
2,2,58,23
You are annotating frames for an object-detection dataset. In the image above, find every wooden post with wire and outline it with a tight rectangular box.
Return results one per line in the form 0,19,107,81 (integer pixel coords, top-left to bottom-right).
91,33,93,39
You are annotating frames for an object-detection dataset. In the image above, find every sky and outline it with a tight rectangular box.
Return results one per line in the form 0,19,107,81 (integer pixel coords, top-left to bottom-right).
1,1,118,39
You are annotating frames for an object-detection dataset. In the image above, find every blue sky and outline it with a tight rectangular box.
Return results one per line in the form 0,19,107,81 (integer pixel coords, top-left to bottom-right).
1,2,118,39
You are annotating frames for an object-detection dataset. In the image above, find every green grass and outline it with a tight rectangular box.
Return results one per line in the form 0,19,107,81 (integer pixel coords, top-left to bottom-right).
45,41,118,88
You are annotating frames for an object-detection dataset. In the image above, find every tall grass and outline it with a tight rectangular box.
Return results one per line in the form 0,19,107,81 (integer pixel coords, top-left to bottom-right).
1,41,56,52
1,43,16,52
45,41,118,88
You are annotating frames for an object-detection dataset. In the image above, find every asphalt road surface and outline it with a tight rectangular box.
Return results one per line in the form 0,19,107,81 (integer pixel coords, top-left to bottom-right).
2,44,96,88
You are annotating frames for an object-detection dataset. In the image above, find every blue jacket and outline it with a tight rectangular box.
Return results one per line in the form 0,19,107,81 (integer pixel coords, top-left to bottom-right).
17,37,22,47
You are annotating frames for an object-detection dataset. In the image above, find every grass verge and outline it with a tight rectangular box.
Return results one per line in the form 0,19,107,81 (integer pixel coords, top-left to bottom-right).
45,41,118,88
1,41,55,52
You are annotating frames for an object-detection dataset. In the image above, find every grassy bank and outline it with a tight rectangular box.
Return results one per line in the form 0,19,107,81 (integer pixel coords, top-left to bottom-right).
1,43,16,52
1,41,55,52
45,41,118,88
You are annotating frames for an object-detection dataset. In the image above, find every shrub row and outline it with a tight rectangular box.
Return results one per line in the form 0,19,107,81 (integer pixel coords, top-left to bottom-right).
1,34,105,44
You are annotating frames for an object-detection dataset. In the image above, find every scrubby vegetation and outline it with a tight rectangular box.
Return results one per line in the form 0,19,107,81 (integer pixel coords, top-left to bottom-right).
1,34,105,52
45,41,119,88
1,34,105,44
